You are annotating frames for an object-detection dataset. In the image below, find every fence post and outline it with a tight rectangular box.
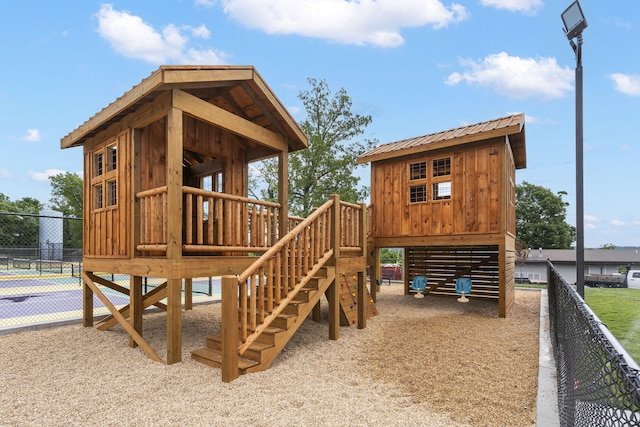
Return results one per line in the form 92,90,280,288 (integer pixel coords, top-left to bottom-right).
221,275,239,382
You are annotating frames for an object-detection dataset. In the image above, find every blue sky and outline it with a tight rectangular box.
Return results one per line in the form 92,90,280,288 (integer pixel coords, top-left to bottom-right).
1,0,639,248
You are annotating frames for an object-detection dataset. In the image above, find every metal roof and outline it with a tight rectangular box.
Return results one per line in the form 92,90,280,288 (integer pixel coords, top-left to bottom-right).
522,249,640,265
358,113,526,168
60,65,307,153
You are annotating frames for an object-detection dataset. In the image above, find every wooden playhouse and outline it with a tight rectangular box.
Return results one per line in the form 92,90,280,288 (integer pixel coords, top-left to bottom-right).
359,114,526,317
61,66,373,381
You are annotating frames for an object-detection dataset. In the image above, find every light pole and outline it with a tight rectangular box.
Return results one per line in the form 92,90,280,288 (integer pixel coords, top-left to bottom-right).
562,0,588,298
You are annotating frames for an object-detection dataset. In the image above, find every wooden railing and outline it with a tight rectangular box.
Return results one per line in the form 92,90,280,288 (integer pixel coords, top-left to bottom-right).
137,186,168,252
182,187,281,254
136,186,365,258
339,200,365,253
136,186,281,254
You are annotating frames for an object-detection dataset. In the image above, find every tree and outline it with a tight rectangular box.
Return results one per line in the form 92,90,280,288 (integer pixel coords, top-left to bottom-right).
0,193,42,248
255,78,376,217
49,172,83,248
49,172,83,218
516,181,576,249
600,243,616,250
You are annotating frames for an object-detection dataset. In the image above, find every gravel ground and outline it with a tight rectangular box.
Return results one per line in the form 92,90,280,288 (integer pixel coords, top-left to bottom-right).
0,285,540,427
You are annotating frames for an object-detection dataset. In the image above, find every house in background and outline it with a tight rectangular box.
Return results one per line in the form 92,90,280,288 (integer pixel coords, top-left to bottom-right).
517,249,640,284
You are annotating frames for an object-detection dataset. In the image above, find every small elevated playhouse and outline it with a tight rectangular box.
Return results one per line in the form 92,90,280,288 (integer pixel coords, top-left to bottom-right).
359,114,526,317
61,66,373,381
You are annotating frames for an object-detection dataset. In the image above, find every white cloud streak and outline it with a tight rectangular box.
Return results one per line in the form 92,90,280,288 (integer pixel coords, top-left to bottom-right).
21,129,41,142
608,73,640,96
29,169,67,183
480,0,543,14
96,3,226,64
215,0,469,47
446,52,574,100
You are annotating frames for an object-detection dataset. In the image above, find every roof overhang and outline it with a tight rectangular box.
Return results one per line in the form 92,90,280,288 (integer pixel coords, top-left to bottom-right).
358,113,527,169
60,65,307,154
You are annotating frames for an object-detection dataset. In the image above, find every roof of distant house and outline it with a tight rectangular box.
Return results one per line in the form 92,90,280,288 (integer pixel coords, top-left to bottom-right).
522,249,640,265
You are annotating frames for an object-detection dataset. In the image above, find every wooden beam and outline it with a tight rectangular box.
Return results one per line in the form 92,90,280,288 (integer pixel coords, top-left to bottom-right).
166,106,183,259
221,275,239,382
97,282,168,331
166,278,182,364
162,68,254,85
82,272,94,327
83,272,163,363
130,276,142,348
172,89,288,153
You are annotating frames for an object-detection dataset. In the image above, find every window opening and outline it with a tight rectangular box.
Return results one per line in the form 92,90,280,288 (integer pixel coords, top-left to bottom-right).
410,185,427,203
94,153,103,177
432,158,451,177
94,184,103,209
107,180,117,207
409,162,427,180
106,145,117,172
432,182,451,200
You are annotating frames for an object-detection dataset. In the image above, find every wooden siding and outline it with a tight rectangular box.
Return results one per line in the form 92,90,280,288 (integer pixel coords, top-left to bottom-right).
84,130,131,257
371,139,504,239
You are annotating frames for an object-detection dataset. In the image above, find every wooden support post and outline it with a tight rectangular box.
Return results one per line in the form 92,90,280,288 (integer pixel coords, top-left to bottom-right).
330,194,341,263
327,277,339,340
184,278,193,310
371,246,380,302
278,151,288,239
357,271,366,330
82,272,94,327
221,275,239,382
130,275,143,348
312,301,321,322
166,278,182,364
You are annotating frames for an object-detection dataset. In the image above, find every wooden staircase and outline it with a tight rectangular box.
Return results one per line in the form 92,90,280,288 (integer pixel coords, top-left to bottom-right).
192,267,337,375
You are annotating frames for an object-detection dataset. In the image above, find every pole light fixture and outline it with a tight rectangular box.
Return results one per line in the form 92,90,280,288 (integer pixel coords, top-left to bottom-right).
561,0,587,298
562,1,587,40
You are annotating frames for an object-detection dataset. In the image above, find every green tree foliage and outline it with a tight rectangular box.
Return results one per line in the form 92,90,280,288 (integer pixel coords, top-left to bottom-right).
49,172,83,218
516,181,576,249
600,243,616,250
49,172,83,248
0,194,42,248
380,248,402,264
255,78,376,217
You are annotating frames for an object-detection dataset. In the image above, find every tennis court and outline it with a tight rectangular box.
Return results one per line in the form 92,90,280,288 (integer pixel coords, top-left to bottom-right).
0,268,221,331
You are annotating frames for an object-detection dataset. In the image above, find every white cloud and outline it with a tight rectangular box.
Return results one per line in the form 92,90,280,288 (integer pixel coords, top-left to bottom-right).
29,169,66,183
20,129,41,142
96,4,226,64
608,73,640,96
0,169,10,178
216,0,469,47
446,52,574,100
195,0,216,6
585,214,599,222
586,223,596,230
611,219,625,227
190,24,211,39
480,0,542,14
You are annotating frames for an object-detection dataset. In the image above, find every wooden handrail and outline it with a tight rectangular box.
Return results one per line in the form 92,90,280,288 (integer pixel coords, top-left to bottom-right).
238,199,334,283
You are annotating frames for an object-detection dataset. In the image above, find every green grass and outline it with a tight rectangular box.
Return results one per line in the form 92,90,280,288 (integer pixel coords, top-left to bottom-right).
585,287,640,364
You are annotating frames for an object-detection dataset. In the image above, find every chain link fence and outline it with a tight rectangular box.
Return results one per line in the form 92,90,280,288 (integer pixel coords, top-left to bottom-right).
0,211,84,331
0,211,220,333
547,260,640,426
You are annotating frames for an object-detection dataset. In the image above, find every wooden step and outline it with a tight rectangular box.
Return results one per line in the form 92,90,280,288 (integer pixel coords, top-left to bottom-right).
205,334,274,362
191,347,259,372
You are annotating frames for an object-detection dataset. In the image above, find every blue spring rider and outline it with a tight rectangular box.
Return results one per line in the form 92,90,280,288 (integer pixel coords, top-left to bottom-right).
455,277,472,303
411,275,427,299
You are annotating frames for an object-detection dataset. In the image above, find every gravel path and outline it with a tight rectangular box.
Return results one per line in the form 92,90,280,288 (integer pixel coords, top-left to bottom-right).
0,285,540,426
